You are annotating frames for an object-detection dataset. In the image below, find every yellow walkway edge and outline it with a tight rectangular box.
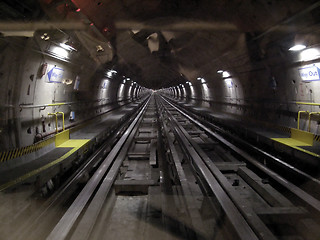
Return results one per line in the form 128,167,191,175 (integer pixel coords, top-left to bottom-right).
272,128,320,158
0,130,90,191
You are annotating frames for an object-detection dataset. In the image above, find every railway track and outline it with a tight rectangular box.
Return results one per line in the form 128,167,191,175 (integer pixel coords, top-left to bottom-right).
158,95,320,240
4,93,320,240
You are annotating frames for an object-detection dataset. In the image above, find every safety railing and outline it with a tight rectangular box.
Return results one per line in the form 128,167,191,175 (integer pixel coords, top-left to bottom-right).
18,98,112,111
297,111,309,130
0,97,148,163
296,102,320,106
308,112,320,132
48,112,65,133
48,112,58,133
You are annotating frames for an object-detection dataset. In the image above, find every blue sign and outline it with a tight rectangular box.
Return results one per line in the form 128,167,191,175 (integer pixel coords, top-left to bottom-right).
47,67,64,83
298,65,320,81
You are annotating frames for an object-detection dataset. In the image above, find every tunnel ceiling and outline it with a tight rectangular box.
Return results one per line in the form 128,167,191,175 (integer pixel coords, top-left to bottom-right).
2,0,320,89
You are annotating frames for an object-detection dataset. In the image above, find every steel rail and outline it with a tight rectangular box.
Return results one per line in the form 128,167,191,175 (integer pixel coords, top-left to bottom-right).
156,99,204,239
162,95,320,190
159,99,278,240
69,99,150,240
159,98,259,240
46,96,151,240
169,96,320,192
9,107,139,240
161,96,320,215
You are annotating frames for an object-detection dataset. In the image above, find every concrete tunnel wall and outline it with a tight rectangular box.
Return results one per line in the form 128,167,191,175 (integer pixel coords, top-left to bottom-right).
0,32,149,150
2,32,320,151
161,36,320,136
2,7,320,151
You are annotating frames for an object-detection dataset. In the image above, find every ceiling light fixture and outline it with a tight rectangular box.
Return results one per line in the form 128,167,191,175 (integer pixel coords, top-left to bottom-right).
106,69,117,78
197,77,206,83
289,44,306,51
222,71,231,78
60,42,77,51
96,45,104,52
300,48,320,61
41,33,50,41
225,78,233,88
51,46,69,59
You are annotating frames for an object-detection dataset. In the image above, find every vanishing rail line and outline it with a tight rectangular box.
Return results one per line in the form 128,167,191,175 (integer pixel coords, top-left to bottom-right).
5,93,320,240
158,95,320,240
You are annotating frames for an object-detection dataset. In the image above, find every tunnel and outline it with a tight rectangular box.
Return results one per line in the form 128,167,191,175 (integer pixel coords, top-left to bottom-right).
1,1,320,239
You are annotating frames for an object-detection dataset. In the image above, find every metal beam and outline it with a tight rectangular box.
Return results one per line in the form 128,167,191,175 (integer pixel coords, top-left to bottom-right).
0,21,87,34
115,20,238,32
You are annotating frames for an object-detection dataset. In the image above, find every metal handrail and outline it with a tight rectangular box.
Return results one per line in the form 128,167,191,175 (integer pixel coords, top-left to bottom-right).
296,102,320,106
56,112,65,131
297,111,309,130
48,113,58,133
308,112,320,132
18,98,114,111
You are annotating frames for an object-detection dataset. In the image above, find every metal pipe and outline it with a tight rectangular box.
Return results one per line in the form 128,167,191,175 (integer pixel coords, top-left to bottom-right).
0,21,87,32
48,113,58,133
56,112,65,131
19,98,112,110
21,102,73,110
296,102,320,106
297,111,309,130
308,112,320,132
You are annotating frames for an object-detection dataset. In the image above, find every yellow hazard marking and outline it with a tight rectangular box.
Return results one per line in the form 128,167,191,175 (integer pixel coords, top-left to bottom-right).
0,138,55,162
57,139,90,148
272,128,314,146
291,128,314,145
0,130,90,191
272,138,312,147
314,135,320,143
272,128,320,158
293,146,320,158
55,129,70,146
